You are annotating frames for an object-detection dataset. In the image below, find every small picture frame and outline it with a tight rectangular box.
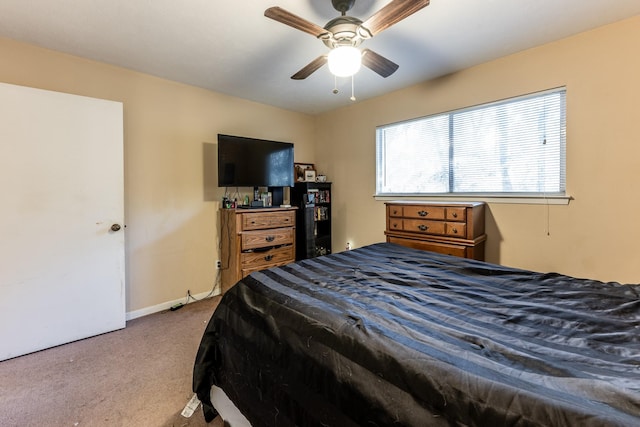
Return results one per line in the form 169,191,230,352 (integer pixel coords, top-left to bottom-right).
294,163,315,182
304,169,316,182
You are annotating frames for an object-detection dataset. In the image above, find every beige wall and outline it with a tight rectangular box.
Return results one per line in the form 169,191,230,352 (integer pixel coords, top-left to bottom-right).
0,37,316,315
1,15,638,317
315,15,640,285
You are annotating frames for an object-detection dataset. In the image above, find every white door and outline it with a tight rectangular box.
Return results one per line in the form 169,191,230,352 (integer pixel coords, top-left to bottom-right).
0,82,125,361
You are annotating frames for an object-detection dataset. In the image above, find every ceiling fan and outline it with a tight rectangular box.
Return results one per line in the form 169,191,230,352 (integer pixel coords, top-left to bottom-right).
265,0,430,80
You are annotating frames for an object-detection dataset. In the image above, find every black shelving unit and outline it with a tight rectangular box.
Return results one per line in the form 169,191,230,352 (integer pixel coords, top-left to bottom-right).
291,182,332,260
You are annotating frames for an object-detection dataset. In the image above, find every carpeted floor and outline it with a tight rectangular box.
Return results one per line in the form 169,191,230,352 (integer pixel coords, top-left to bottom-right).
0,296,225,427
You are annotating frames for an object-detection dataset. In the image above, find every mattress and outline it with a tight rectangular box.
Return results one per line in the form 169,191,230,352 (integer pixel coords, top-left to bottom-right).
193,243,640,426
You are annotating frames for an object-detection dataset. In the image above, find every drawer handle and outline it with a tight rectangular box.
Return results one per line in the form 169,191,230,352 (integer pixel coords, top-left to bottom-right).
393,209,398,215
418,210,428,217
393,223,399,228
418,224,429,231
264,255,273,261
452,228,458,234
452,212,458,218
265,235,275,242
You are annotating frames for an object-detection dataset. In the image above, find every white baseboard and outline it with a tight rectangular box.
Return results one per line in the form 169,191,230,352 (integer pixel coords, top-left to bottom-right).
125,290,219,321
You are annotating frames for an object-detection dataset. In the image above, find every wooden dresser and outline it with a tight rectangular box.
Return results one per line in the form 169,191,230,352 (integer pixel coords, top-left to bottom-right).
220,207,296,293
385,201,486,260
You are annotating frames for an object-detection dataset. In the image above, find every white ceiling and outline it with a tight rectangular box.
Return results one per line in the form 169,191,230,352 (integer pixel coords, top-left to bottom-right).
1,0,639,115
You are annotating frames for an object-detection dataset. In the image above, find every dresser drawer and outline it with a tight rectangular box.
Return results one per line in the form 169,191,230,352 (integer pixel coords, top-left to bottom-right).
446,207,466,221
404,205,445,220
242,211,295,230
445,222,466,237
404,219,445,235
388,205,403,217
388,217,403,231
387,236,467,257
242,258,291,278
242,227,293,250
241,245,293,268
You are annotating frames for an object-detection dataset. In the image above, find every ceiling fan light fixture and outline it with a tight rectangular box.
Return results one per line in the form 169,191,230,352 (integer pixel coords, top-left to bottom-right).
328,46,361,77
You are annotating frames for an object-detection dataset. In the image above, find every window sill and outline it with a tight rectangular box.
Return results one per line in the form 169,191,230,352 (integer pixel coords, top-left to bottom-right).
374,194,572,205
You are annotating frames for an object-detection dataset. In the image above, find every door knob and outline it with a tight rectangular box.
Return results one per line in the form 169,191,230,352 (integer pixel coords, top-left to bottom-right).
110,224,122,232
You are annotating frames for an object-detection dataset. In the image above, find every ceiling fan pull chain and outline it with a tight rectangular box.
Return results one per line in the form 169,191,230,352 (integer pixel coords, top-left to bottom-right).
333,75,339,94
350,75,356,101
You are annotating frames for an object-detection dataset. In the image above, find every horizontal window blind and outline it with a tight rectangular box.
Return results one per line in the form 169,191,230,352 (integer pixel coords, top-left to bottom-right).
376,88,566,196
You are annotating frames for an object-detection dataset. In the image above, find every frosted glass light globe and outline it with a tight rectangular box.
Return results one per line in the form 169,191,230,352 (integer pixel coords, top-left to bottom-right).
328,46,361,77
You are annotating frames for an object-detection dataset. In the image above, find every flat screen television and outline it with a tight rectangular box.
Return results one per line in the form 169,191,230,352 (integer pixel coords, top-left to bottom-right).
217,134,294,188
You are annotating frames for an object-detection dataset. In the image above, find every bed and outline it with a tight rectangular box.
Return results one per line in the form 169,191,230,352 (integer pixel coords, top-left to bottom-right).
193,243,640,426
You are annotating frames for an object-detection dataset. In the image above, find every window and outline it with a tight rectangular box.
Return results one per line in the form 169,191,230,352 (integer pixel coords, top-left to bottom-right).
376,88,566,197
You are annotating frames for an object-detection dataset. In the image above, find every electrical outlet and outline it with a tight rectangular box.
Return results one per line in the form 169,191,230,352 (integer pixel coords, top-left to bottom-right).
216,260,221,269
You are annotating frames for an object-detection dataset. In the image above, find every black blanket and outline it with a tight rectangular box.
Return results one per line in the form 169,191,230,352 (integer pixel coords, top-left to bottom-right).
193,243,640,426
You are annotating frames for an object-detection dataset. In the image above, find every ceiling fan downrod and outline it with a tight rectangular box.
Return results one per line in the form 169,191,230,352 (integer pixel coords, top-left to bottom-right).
332,0,356,15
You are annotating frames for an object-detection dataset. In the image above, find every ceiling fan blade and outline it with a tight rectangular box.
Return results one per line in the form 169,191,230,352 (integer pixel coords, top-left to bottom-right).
361,0,430,37
362,49,399,78
265,7,327,37
291,55,328,80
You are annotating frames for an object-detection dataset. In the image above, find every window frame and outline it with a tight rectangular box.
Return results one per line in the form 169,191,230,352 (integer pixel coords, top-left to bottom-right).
375,88,569,204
